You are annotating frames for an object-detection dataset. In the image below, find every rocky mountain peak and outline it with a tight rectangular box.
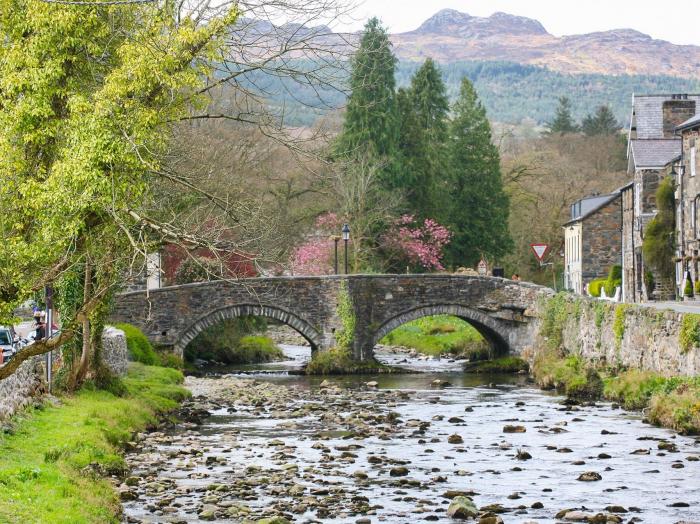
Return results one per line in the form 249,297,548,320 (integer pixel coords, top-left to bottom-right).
412,9,549,37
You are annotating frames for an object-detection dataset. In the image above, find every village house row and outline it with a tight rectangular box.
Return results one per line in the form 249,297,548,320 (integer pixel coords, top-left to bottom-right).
563,94,700,302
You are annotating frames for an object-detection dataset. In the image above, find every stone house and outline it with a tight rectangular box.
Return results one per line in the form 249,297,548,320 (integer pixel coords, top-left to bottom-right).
674,113,700,295
621,94,698,301
563,191,622,295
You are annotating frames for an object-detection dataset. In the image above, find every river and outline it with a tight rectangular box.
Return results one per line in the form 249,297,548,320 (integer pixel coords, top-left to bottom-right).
122,345,700,523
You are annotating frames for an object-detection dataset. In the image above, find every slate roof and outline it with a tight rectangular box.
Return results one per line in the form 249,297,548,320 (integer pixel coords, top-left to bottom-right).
677,113,700,131
629,139,681,168
631,94,700,139
564,191,621,226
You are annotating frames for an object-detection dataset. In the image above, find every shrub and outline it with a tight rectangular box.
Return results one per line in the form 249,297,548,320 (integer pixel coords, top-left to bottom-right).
184,316,267,364
685,279,694,297
174,256,222,285
114,323,158,365
603,370,668,410
588,279,606,297
648,388,700,435
695,280,700,295
235,336,284,364
463,356,528,373
642,177,675,283
680,313,700,353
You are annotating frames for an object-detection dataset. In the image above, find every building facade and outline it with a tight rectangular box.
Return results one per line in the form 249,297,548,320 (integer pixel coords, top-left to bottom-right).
621,94,698,301
674,114,700,296
563,192,622,295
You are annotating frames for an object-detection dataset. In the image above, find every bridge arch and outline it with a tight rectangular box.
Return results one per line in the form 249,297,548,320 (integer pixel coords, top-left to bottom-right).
370,304,513,355
174,303,323,357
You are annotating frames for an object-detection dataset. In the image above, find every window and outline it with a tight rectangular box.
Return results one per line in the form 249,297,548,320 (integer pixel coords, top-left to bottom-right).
692,145,697,178
0,331,11,345
695,196,700,239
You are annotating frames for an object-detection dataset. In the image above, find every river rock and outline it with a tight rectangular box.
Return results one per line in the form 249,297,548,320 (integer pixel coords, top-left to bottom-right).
503,425,526,433
448,434,464,444
478,517,504,524
256,518,291,524
390,466,409,476
446,496,478,519
577,471,602,481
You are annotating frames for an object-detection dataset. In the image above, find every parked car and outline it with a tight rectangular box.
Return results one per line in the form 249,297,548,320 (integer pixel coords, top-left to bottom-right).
0,326,18,364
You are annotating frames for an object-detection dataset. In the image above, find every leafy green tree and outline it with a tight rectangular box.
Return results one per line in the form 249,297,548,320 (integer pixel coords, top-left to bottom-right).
395,58,450,217
443,79,513,267
0,2,238,381
643,177,676,294
582,105,621,136
337,18,398,160
546,96,580,134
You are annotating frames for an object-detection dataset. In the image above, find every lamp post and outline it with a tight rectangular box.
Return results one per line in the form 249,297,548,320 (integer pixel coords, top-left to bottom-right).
342,224,350,274
332,236,340,274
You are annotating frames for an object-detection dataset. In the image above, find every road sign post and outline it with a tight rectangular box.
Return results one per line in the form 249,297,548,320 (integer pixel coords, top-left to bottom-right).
530,243,556,291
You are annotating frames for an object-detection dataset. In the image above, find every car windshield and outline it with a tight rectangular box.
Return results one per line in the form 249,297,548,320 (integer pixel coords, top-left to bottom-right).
0,331,11,345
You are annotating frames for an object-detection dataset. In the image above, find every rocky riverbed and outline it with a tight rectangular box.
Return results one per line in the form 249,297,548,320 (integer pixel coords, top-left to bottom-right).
121,348,700,524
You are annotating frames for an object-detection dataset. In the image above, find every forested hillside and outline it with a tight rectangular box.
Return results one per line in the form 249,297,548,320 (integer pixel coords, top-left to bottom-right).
240,60,700,127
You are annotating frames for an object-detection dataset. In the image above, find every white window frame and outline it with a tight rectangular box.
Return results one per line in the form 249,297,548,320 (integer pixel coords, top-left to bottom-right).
691,145,697,178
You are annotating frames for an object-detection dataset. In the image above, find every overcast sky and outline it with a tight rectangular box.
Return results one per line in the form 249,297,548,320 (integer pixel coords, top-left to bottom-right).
345,0,700,46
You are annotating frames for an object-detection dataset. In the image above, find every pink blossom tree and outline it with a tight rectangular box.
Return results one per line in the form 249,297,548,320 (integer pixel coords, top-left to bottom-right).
290,213,343,275
381,215,451,272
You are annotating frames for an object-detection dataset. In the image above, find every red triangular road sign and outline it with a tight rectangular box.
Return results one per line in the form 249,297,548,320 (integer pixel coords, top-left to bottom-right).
530,243,550,263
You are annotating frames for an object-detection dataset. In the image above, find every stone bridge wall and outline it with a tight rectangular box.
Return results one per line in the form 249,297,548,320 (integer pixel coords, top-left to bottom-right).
110,275,552,361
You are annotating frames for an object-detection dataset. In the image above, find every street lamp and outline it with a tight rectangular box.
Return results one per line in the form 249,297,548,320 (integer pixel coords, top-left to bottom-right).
342,224,350,274
332,236,340,274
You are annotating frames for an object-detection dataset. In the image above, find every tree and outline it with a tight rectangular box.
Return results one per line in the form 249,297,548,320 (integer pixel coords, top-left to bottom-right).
337,18,398,161
546,96,580,135
582,105,621,136
380,215,451,272
443,78,513,268
395,58,450,218
0,0,352,383
643,177,675,293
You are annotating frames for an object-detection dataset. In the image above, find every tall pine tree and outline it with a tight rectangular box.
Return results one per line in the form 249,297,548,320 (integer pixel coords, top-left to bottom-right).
337,18,397,159
582,105,620,136
443,78,512,268
396,58,450,217
546,96,579,135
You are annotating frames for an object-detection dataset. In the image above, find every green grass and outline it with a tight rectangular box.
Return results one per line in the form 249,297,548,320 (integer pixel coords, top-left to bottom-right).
535,350,700,434
0,363,189,523
463,356,529,374
380,315,487,358
305,347,390,375
113,323,158,365
227,335,284,364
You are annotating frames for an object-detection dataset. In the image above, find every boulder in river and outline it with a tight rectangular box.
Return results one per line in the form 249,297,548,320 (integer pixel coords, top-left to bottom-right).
577,471,602,481
447,496,479,519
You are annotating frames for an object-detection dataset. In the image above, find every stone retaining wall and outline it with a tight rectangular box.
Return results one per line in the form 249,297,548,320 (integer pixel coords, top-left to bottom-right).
530,295,700,376
0,327,128,423
0,356,45,423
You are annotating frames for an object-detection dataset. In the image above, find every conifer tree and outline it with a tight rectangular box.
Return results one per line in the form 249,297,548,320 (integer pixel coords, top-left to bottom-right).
546,96,579,134
337,18,397,159
582,105,621,136
396,58,450,217
443,78,513,268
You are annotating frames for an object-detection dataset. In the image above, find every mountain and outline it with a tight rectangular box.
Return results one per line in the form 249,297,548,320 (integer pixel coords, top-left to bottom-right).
391,9,700,78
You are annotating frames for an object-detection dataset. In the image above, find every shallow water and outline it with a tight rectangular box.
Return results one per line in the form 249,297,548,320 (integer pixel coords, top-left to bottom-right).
123,345,700,523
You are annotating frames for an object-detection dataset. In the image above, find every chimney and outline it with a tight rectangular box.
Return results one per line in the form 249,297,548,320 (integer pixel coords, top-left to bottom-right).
662,96,696,137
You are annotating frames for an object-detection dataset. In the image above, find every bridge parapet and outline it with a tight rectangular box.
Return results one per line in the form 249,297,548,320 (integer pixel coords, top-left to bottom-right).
110,275,552,360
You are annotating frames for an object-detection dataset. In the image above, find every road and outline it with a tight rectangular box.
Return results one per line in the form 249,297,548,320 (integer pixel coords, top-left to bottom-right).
638,301,700,314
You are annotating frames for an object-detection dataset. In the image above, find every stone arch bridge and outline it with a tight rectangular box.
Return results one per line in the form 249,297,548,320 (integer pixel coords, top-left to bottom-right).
110,275,551,361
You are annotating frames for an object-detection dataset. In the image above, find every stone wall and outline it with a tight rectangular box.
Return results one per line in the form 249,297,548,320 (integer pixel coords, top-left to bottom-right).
0,356,45,423
102,326,128,376
530,294,700,376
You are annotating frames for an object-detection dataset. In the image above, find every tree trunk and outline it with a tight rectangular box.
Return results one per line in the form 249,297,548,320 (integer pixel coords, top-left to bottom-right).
71,261,93,387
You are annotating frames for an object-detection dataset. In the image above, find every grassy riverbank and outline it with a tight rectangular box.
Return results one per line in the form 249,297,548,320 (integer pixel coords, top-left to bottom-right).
0,364,189,523
380,315,488,358
533,349,700,434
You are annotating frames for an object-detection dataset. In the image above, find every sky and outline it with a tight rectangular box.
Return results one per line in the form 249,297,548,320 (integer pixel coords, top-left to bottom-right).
345,0,700,46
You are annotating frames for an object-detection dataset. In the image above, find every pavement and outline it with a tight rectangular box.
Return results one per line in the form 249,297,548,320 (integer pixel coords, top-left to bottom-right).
638,301,700,314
